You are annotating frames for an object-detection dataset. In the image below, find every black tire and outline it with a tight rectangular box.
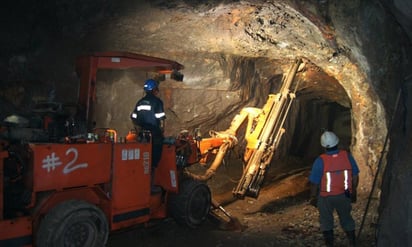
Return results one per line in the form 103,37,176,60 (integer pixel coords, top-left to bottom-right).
168,179,211,228
36,200,108,247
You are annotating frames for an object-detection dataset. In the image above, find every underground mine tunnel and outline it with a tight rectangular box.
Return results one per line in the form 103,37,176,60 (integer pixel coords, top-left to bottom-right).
0,0,411,246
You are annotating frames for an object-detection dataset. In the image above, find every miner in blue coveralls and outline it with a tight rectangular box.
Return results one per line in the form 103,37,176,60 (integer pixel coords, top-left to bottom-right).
131,79,165,193
309,131,360,247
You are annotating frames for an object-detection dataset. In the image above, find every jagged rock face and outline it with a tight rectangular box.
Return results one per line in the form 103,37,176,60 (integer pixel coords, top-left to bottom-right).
0,0,411,244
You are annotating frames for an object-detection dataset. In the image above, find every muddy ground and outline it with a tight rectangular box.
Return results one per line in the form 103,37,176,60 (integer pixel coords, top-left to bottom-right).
107,159,376,247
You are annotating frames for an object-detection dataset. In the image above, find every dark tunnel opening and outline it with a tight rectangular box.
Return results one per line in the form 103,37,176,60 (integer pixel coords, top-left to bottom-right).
286,99,352,162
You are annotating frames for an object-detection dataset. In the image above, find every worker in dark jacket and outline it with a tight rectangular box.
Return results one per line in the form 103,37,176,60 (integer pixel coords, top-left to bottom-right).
131,79,165,192
309,131,360,247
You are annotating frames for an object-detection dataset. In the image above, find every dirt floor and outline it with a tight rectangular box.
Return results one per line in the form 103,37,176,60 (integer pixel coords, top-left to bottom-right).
107,159,377,247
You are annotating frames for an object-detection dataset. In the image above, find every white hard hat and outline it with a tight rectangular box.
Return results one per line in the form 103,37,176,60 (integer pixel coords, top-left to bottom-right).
320,131,339,148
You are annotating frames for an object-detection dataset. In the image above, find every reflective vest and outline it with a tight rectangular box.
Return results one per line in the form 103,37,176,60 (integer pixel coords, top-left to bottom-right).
320,150,352,196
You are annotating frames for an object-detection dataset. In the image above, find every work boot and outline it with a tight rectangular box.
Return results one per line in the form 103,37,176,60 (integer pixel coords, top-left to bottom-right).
345,230,356,247
322,230,334,247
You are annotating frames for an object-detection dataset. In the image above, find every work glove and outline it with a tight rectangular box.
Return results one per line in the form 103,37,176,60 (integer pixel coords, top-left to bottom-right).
351,190,357,203
309,196,317,208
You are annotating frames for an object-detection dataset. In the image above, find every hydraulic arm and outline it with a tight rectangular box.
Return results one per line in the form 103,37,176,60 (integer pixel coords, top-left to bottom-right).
233,58,302,198
185,58,303,199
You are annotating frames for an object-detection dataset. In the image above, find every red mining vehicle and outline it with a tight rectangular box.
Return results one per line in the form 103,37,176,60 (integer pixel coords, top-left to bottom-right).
0,51,302,246
0,52,217,246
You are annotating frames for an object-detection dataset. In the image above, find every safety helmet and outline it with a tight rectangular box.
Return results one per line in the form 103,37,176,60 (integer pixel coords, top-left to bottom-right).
320,131,339,148
143,79,158,92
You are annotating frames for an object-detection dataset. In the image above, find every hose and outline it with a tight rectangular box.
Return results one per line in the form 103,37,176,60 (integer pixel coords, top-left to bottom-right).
184,141,231,181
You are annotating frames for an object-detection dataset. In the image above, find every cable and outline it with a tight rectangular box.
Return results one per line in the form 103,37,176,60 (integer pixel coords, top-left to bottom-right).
357,88,402,241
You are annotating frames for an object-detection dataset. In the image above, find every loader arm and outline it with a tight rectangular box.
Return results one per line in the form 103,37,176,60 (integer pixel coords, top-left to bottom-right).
185,58,303,199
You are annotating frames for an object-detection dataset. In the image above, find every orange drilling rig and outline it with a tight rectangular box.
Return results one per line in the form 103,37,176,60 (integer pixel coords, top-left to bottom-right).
0,51,302,246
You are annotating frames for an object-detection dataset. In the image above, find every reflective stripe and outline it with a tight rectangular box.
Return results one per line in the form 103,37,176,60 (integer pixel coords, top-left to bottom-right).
155,112,165,119
137,105,151,111
325,170,349,193
131,113,137,118
326,172,331,192
344,170,349,190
